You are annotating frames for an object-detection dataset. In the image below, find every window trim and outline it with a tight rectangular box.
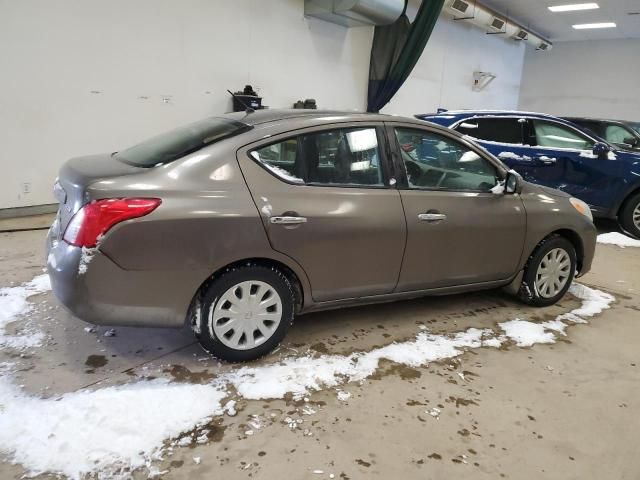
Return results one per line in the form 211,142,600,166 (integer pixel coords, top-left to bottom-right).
385,122,506,194
243,123,393,190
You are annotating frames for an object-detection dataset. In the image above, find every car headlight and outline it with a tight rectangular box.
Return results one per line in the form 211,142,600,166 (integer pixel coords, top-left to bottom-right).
569,197,593,221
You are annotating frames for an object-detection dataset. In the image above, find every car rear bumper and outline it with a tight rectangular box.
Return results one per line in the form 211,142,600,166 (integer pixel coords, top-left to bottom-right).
46,228,194,328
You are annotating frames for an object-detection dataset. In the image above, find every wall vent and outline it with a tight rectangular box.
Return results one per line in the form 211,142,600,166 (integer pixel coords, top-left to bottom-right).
513,29,529,40
450,0,470,15
443,0,552,50
489,16,506,31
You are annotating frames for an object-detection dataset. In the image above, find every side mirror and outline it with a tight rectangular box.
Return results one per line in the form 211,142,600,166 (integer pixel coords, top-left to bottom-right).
623,136,638,147
593,141,611,158
505,170,521,194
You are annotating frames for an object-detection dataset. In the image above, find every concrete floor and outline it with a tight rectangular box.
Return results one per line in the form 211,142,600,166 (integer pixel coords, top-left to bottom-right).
0,227,639,479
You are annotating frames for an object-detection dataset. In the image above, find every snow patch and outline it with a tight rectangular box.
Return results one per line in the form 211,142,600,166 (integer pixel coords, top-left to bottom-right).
498,151,530,161
78,247,97,275
499,283,614,347
0,274,50,349
0,275,615,479
597,232,640,248
0,376,226,480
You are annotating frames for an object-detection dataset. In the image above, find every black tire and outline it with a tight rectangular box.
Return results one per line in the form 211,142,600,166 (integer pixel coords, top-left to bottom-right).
518,235,576,307
195,265,295,362
619,192,640,239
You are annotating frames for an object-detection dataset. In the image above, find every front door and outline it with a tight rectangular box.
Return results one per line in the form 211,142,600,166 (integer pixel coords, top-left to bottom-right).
524,118,625,209
237,124,406,302
389,124,526,291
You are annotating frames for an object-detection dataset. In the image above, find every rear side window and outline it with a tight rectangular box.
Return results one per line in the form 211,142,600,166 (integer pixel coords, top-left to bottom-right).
531,120,594,150
456,117,524,145
251,127,384,187
115,117,252,167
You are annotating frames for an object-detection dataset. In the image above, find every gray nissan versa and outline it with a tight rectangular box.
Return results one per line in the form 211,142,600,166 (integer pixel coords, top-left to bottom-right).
46,110,596,361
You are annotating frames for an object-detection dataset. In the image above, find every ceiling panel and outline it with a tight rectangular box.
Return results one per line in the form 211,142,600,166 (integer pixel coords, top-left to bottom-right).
478,0,640,41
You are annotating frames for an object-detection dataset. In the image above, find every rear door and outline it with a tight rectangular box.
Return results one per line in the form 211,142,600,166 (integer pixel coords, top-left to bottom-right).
237,123,406,302
389,123,526,291
454,116,542,180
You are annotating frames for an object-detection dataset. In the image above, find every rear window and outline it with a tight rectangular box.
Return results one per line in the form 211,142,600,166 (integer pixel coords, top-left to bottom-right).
115,117,252,167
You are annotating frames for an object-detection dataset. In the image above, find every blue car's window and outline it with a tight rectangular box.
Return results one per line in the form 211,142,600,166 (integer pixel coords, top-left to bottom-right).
395,128,498,192
115,117,252,168
456,117,523,145
604,124,634,145
531,120,594,150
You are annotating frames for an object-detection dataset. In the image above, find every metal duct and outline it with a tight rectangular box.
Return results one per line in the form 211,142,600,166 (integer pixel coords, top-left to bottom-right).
304,0,405,27
444,0,552,50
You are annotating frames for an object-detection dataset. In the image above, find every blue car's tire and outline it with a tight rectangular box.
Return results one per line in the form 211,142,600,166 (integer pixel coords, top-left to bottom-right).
619,192,640,239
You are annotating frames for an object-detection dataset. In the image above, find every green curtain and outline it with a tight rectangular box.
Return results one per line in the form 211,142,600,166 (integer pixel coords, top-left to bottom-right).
367,0,445,113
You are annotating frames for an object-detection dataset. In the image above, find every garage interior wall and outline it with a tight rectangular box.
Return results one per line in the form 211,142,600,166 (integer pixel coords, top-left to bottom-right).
0,0,526,210
519,39,640,121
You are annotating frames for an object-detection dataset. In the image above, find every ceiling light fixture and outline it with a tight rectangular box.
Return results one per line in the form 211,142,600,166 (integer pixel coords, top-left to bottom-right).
549,3,599,12
572,22,617,29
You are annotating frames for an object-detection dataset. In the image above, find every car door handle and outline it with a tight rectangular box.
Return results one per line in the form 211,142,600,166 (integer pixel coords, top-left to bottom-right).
418,213,447,222
537,156,557,164
270,216,308,225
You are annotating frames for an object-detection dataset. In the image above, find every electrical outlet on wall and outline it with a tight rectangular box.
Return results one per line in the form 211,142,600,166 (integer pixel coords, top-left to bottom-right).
21,182,31,194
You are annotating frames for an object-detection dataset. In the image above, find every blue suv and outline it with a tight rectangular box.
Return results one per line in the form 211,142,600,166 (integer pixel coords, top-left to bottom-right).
417,110,640,238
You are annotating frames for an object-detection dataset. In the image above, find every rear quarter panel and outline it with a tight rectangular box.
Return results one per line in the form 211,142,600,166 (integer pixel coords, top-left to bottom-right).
86,141,312,320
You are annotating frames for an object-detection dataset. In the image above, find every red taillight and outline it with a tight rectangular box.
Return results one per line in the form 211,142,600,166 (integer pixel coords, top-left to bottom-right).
63,198,161,247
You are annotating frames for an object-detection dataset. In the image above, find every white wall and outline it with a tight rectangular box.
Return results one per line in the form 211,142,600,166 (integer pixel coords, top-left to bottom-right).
383,11,526,117
519,39,640,121
0,0,526,209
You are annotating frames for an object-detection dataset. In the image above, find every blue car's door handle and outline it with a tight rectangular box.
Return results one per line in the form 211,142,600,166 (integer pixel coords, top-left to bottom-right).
535,155,557,165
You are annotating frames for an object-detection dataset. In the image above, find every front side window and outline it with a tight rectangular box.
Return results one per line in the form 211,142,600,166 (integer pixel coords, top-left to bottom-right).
531,120,594,150
604,124,634,145
251,127,383,186
456,117,524,145
395,128,499,192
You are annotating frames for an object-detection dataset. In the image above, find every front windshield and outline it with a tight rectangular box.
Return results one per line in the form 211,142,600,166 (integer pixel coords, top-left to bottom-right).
115,117,252,167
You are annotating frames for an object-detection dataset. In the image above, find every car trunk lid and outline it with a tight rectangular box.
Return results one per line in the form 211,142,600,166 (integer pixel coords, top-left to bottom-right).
53,154,144,235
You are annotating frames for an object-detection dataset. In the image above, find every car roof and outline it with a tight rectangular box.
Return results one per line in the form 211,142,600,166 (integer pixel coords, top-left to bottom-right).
221,109,400,126
418,110,569,122
563,117,630,125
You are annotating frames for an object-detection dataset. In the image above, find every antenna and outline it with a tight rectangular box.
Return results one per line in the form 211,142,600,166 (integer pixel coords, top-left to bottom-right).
227,90,255,114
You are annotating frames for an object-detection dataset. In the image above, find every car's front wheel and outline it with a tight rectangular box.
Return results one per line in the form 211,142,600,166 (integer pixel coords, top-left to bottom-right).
519,235,576,307
619,192,640,239
195,265,295,362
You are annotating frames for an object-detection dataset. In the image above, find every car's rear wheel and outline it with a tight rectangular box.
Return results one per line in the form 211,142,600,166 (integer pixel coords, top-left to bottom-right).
519,235,576,307
619,192,640,239
195,265,295,362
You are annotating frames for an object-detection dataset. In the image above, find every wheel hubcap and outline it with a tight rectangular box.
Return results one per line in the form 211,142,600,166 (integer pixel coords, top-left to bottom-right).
209,280,282,350
633,202,640,231
535,248,571,299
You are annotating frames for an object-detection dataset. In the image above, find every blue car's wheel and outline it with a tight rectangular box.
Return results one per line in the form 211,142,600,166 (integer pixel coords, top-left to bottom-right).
619,192,640,239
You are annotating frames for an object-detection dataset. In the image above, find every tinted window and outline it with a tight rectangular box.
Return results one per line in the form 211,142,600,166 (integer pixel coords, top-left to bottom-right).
531,120,594,150
395,128,498,192
456,117,523,145
116,117,251,167
251,127,383,186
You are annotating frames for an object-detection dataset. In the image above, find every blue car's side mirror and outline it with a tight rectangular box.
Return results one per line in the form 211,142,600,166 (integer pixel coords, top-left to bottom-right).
593,142,611,158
